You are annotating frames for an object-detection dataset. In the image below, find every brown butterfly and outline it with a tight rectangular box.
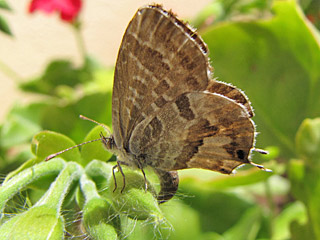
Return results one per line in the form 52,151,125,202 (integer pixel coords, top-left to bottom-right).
103,4,267,203
47,4,267,203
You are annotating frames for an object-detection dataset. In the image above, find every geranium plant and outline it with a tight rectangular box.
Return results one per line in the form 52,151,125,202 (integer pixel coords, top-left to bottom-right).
0,0,320,239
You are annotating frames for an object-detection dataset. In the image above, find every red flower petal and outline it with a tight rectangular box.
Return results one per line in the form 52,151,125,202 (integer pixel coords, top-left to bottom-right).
29,0,56,13
28,0,82,22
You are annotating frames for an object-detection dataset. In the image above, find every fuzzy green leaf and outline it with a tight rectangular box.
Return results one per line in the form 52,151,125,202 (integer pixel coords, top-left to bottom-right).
0,206,64,240
109,168,162,221
81,125,113,165
31,131,81,162
0,158,66,213
80,174,120,239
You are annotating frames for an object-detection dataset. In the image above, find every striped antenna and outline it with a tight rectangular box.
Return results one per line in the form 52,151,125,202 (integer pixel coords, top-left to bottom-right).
79,115,111,135
45,138,102,161
45,115,110,161
253,148,268,154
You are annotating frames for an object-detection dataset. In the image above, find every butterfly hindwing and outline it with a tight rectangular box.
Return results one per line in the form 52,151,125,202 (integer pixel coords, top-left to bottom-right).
129,91,255,174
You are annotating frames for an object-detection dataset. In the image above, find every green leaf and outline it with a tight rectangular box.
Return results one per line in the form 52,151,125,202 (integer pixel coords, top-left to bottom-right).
0,1,12,11
72,92,112,133
192,2,224,28
273,202,307,240
288,159,305,184
0,162,81,239
0,15,12,36
179,168,273,191
290,119,320,239
0,158,66,213
42,60,83,87
223,207,262,240
295,118,320,166
160,200,203,240
4,158,42,183
83,197,120,239
202,232,224,240
40,105,80,138
0,103,47,148
84,68,114,93
180,190,254,234
288,152,320,238
20,59,90,96
81,125,113,165
35,161,82,208
31,131,82,162
40,92,112,143
84,160,113,181
290,219,315,240
80,174,120,239
84,160,113,198
123,199,203,240
109,168,161,221
202,0,320,157
0,206,64,240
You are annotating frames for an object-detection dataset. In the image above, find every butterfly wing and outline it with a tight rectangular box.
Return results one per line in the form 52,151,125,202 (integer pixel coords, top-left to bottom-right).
207,80,254,117
129,91,255,174
112,5,211,151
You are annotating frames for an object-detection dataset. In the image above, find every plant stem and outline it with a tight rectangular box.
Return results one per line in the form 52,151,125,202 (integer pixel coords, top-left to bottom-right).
72,22,87,64
265,179,275,237
0,159,66,214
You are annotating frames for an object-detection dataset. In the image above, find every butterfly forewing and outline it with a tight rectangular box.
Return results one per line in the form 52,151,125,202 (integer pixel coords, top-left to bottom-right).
112,6,212,151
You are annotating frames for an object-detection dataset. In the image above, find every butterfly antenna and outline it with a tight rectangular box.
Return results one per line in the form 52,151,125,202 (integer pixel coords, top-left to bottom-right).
253,148,269,155
45,138,102,161
79,115,111,135
251,148,272,172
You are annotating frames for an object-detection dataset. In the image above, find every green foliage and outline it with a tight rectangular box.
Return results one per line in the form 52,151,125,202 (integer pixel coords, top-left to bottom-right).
81,173,120,239
0,0,320,239
288,118,320,239
0,0,12,36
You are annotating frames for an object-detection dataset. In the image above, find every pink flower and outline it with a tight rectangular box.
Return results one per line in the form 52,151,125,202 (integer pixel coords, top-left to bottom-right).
29,0,82,22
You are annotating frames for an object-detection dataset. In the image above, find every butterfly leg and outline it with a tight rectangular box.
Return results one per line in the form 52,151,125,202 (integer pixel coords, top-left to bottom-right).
112,161,126,193
155,169,179,204
137,160,148,192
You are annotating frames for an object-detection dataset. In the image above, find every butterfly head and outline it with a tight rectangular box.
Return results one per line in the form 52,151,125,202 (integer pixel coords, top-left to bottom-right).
100,133,116,151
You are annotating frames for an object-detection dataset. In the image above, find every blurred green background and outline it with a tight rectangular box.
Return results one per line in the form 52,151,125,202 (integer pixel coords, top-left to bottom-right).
0,0,320,239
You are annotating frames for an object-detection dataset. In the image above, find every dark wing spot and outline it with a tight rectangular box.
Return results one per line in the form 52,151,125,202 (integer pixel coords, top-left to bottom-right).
174,139,204,169
236,150,245,160
186,76,201,89
154,96,167,108
220,167,228,174
149,117,163,138
154,80,170,95
175,94,195,120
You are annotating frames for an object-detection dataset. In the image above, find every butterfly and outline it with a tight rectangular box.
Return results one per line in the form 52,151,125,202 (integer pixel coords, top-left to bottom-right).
98,4,267,203
47,4,267,203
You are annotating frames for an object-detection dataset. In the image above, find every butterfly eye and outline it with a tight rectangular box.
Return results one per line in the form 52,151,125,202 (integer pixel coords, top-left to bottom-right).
101,134,115,150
